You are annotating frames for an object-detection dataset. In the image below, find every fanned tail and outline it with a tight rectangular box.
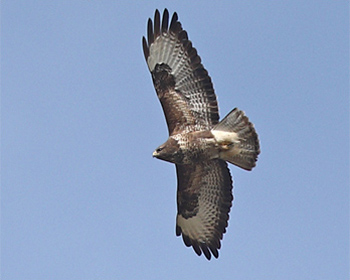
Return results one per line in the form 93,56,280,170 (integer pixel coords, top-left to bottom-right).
211,108,260,171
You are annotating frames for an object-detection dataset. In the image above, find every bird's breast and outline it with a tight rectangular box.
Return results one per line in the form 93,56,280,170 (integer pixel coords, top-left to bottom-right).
172,131,219,163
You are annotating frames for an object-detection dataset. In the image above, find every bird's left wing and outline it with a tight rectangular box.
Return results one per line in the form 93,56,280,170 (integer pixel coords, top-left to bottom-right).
175,159,233,260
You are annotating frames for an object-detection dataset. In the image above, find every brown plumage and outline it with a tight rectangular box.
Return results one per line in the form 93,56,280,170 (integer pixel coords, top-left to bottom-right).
143,9,260,260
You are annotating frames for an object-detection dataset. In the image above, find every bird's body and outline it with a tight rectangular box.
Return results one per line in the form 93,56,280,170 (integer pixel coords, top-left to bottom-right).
142,9,260,260
154,130,216,164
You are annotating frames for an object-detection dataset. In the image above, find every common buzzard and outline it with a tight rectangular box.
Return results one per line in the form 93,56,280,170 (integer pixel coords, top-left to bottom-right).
142,9,260,260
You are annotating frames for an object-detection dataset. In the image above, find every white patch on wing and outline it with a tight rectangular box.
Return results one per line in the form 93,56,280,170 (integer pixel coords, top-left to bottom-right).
148,35,173,71
176,213,209,243
176,195,220,243
177,215,203,242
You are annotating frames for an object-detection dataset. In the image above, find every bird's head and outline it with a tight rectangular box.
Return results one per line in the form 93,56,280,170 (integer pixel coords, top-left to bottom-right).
153,137,183,164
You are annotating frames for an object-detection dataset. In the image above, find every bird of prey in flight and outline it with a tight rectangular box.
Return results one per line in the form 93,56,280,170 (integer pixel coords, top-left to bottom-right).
142,9,260,260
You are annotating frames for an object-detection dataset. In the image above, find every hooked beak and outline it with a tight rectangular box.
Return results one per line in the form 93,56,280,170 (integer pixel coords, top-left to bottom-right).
152,150,159,158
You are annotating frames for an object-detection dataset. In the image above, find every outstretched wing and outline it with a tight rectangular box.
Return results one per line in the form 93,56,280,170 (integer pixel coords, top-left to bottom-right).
142,9,219,135
175,160,233,260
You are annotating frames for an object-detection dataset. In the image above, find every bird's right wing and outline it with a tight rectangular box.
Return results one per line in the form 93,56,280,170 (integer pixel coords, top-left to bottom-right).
142,9,219,135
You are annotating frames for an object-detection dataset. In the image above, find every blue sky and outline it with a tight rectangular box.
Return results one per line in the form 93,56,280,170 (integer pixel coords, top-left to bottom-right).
2,1,349,279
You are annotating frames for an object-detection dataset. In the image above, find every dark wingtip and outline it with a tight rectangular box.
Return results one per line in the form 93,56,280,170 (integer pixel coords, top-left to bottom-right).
175,225,181,236
179,231,220,260
172,11,178,22
199,243,210,260
147,18,154,46
162,9,169,32
169,11,179,32
154,9,160,38
142,36,149,61
144,9,172,61
192,242,202,257
209,245,219,259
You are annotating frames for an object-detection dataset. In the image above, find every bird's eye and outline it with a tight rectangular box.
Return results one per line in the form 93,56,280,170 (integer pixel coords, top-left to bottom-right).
156,147,163,152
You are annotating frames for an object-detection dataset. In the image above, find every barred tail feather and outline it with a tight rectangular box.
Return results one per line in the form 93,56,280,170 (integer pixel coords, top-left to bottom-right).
212,108,260,171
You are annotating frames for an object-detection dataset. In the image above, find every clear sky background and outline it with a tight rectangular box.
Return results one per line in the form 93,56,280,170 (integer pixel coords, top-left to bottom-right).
2,1,349,279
